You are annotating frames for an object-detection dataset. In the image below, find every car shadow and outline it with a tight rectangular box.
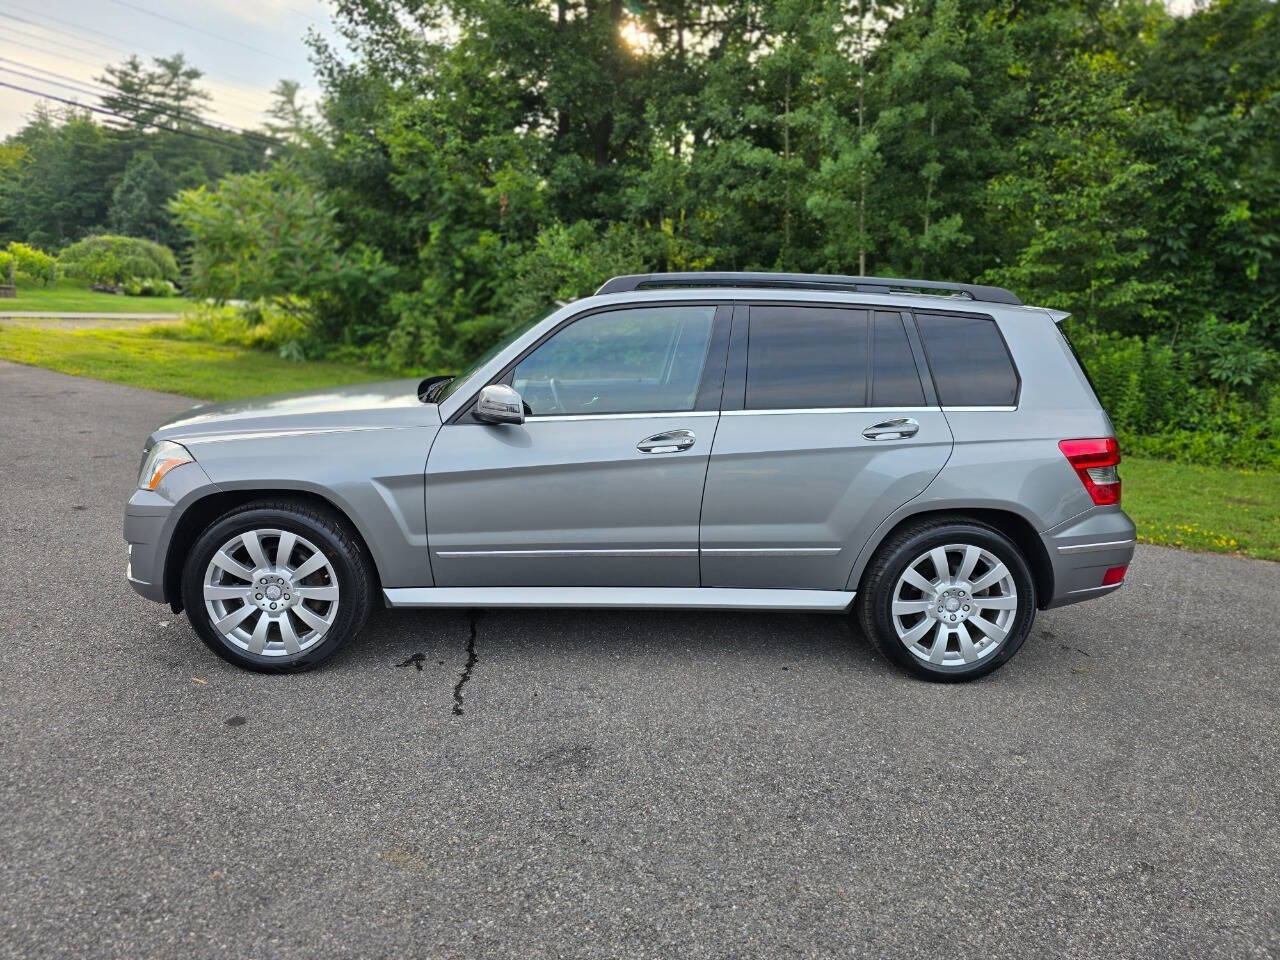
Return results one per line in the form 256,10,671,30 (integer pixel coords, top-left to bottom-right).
346,604,896,677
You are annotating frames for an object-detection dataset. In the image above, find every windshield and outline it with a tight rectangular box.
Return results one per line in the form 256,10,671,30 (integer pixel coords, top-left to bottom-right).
434,306,558,403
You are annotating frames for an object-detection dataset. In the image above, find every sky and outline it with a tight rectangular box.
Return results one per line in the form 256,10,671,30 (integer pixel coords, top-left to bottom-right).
0,0,1206,139
0,0,344,136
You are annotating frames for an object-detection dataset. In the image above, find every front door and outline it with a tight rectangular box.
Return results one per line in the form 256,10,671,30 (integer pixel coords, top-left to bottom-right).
700,304,953,590
426,302,730,587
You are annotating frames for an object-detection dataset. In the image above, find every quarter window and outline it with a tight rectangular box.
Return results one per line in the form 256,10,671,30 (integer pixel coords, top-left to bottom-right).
745,305,868,409
511,305,716,416
916,312,1018,406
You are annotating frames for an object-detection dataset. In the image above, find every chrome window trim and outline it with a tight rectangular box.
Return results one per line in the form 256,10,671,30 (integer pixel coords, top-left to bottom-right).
1056,539,1135,555
720,406,937,417
718,405,1017,415
524,410,721,423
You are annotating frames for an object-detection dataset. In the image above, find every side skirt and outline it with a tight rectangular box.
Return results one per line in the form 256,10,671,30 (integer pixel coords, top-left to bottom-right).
382,586,855,612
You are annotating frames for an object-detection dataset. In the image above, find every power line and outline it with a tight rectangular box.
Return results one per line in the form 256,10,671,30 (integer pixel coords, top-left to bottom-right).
0,78,274,156
261,0,328,28
0,3,283,116
0,16,123,64
106,0,282,59
0,36,269,123
0,12,245,119
0,59,283,147
0,54,278,142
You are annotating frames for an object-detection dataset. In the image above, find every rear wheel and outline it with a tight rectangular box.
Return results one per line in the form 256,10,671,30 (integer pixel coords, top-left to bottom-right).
182,500,372,672
856,519,1036,681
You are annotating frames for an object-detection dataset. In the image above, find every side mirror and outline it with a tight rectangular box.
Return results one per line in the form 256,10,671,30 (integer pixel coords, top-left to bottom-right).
475,384,525,425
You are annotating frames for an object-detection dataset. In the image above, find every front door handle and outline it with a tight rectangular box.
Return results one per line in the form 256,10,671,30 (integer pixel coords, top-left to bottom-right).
862,417,920,441
637,429,696,454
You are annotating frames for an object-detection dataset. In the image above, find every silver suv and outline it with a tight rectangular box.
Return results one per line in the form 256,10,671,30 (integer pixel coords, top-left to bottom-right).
124,272,1135,680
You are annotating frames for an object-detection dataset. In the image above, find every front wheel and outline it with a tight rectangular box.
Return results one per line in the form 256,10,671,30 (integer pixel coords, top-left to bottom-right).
182,500,373,672
856,519,1036,682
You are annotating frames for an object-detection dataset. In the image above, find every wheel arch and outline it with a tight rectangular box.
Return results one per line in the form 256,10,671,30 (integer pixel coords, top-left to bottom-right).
163,488,382,613
849,506,1054,608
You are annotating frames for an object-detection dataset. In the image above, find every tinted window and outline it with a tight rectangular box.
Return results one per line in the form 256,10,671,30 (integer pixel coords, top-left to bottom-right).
916,312,1018,406
871,311,925,406
512,305,715,416
746,306,868,409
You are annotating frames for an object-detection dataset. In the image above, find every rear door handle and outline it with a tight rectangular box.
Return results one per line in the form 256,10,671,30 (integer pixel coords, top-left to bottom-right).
862,417,919,441
637,429,696,454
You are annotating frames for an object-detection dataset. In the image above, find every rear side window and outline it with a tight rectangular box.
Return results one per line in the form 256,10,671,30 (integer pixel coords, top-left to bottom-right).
916,312,1018,406
871,311,925,406
746,305,868,409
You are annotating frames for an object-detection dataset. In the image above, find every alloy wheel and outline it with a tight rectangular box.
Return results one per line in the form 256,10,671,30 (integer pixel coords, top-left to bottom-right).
889,543,1018,667
202,528,340,657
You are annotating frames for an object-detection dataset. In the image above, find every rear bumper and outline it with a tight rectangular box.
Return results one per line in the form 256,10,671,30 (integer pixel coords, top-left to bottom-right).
1041,508,1136,609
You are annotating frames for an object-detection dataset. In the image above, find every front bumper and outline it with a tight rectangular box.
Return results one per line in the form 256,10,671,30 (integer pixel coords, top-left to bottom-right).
124,460,220,604
1041,508,1137,609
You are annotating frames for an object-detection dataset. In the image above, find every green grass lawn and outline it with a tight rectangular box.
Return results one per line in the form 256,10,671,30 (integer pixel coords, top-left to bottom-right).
1,278,189,314
1122,457,1280,562
0,323,395,401
0,319,1275,561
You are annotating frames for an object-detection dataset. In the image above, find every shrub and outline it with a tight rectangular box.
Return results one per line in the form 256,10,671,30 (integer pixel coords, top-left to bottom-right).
122,277,177,297
167,301,310,359
1069,326,1280,469
0,242,56,285
57,235,178,286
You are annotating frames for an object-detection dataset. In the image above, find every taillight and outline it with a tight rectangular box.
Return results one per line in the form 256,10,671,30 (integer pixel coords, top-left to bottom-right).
1058,437,1121,506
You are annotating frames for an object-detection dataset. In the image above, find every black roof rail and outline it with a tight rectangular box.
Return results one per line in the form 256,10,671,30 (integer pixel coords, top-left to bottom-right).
595,271,1022,306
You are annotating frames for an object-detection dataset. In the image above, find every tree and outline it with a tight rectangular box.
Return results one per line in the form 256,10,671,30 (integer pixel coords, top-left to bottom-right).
108,151,174,244
169,165,397,344
983,54,1172,337
0,106,114,249
262,80,316,146
96,53,212,131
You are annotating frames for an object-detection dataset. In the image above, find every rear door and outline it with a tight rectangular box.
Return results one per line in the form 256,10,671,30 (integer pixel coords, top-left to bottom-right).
426,302,730,587
699,303,952,590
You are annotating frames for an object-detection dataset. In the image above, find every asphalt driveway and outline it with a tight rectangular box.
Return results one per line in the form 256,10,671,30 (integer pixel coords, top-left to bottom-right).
2,359,1277,959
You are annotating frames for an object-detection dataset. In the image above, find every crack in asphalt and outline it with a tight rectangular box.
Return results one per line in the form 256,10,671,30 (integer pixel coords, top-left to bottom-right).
452,610,479,716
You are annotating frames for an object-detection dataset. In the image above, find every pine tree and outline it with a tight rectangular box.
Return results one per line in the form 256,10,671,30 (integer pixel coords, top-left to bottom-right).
108,151,174,244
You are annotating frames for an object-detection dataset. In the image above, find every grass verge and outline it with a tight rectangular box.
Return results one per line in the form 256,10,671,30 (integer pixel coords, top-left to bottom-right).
0,323,395,401
0,322,1275,561
1,279,188,314
1123,457,1279,562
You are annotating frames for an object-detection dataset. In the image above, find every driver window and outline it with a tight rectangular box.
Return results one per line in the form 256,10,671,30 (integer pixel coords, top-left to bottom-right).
511,305,716,417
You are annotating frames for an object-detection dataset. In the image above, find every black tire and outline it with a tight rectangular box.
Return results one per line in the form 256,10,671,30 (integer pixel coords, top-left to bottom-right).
181,499,373,672
855,518,1036,682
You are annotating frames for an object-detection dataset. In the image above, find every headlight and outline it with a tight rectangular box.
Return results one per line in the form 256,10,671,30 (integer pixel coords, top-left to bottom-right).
138,440,194,491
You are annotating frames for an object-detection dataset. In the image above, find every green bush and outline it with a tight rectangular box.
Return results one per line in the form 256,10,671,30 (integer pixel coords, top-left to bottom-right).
0,242,56,285
121,277,178,297
1070,327,1280,469
57,235,178,286
166,301,311,359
